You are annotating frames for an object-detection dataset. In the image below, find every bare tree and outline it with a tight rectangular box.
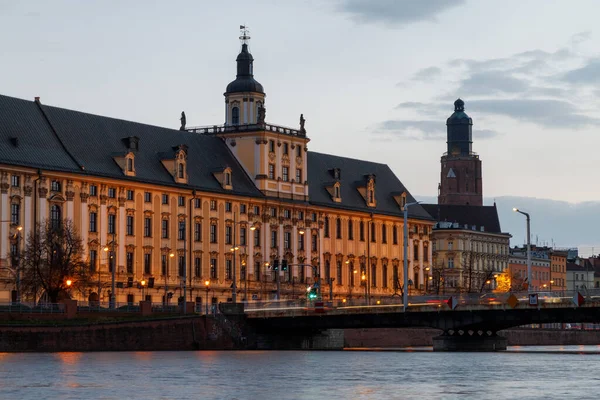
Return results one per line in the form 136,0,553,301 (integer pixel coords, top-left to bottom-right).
21,220,92,303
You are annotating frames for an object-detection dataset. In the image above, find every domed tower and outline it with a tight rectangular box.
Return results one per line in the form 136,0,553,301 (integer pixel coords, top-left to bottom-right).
438,99,483,206
224,27,266,126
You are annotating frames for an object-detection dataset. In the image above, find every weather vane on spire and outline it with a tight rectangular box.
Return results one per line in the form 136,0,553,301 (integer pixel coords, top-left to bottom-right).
239,25,250,45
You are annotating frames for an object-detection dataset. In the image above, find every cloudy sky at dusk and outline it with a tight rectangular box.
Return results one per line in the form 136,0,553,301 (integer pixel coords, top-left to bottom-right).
2,0,600,204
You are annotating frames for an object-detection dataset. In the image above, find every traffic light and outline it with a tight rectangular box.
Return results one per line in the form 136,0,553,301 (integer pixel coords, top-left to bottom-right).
281,259,288,271
273,259,279,271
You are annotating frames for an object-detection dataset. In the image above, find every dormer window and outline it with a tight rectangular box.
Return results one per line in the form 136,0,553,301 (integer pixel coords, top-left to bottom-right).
161,145,188,184
335,185,340,199
393,191,408,211
127,158,133,172
114,151,136,177
178,163,184,179
326,181,342,203
214,167,233,190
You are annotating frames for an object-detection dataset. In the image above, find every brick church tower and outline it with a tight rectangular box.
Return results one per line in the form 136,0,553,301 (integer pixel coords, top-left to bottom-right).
438,99,483,206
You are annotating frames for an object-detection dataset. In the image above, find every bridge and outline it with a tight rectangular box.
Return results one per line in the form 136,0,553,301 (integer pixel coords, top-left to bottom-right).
238,290,600,351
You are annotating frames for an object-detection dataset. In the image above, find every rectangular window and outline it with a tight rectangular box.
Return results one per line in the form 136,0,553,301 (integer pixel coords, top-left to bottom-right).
359,222,365,241
370,222,376,242
225,202,232,212
393,226,398,245
296,169,302,183
194,222,202,242
240,204,247,214
90,185,97,196
348,220,354,240
283,142,289,155
371,264,377,288
448,258,454,269
126,190,134,201
312,212,317,222
178,255,185,276
210,224,217,243
178,196,185,207
240,227,247,246
271,230,278,248
178,221,185,240
255,261,261,282
336,218,342,239
161,255,167,275
312,234,317,251
254,228,261,246
108,188,116,198
144,192,151,203
225,226,232,244
382,264,388,288
51,180,61,192
448,241,453,251
424,247,429,262
324,217,330,238
298,233,304,250
284,231,291,249
126,215,134,236
210,258,217,279
11,175,19,187
194,257,201,277
225,259,232,280
283,209,291,219
268,164,275,180
144,217,152,237
210,200,217,210
282,166,289,182
253,205,260,215
126,252,134,274
382,225,387,244
337,261,343,285
144,253,151,274
194,198,201,208
90,250,97,272
10,203,19,225
270,207,277,217
324,261,331,282
298,211,304,220
162,219,169,238
269,140,275,153
162,194,169,205
108,214,116,234
296,146,302,157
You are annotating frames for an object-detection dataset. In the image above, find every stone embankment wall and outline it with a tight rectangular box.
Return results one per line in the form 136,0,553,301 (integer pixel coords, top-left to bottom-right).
344,328,600,348
0,315,245,352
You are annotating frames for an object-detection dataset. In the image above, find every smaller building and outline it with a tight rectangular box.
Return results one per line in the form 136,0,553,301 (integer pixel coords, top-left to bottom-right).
566,262,595,291
510,246,567,291
508,255,551,291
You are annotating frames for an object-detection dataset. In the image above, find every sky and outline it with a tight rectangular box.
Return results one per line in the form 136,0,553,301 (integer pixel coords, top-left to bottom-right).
1,0,600,204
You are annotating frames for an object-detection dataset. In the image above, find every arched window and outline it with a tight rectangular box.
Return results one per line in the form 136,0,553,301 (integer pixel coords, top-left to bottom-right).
127,158,133,172
178,163,184,178
225,171,231,186
50,204,62,229
232,107,240,125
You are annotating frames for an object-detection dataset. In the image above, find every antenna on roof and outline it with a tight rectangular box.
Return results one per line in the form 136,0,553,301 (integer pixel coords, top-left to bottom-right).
239,25,250,45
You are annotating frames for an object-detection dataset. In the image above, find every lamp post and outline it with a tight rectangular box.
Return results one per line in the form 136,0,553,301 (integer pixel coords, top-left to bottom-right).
550,280,554,291
2,222,22,303
204,279,210,314
403,201,420,312
361,272,367,303
141,279,146,300
513,208,531,292
102,232,117,309
167,252,174,308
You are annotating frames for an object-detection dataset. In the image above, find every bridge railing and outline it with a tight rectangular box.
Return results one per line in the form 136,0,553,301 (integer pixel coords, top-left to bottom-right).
244,289,600,313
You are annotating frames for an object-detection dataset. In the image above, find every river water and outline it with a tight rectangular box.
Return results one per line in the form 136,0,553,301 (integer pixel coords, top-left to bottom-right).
1,347,599,399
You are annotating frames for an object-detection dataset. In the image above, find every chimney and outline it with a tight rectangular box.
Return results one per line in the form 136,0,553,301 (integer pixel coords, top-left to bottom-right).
34,97,40,103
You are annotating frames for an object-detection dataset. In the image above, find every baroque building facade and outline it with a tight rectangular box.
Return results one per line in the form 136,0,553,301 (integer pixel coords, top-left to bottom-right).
0,34,434,306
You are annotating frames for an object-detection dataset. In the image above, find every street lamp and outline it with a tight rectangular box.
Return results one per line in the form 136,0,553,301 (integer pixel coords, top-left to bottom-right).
550,280,554,291
103,234,117,309
361,272,367,302
166,252,174,308
204,279,210,314
141,279,146,300
403,201,421,312
2,222,23,303
513,208,532,292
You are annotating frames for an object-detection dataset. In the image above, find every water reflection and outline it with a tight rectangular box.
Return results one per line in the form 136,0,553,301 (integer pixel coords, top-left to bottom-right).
0,349,598,399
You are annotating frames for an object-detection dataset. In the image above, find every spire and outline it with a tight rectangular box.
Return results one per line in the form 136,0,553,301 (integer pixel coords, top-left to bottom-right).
225,26,264,94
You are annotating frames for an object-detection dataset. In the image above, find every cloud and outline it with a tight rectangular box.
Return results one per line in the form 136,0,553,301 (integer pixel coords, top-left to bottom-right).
374,119,500,140
561,58,600,84
413,66,442,81
338,0,466,27
457,71,529,95
570,31,592,46
467,99,600,128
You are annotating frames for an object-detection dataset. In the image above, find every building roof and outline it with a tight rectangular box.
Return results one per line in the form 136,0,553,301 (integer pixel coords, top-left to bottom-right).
566,262,593,272
307,152,432,219
421,203,504,234
0,94,264,197
225,43,264,94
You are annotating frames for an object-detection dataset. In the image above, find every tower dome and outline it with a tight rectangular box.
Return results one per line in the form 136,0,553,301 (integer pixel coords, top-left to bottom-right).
446,98,472,125
225,43,264,94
